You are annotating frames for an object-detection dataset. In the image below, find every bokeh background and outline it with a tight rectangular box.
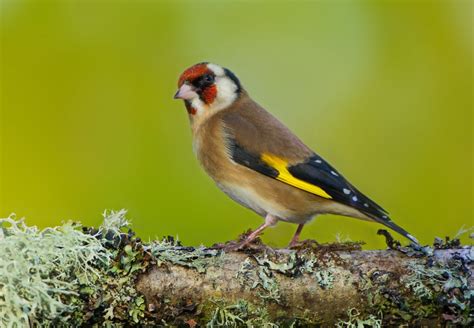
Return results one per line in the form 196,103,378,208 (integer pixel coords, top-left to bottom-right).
1,0,472,248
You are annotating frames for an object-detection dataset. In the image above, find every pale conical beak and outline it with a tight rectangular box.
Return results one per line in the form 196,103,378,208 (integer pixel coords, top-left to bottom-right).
174,84,197,100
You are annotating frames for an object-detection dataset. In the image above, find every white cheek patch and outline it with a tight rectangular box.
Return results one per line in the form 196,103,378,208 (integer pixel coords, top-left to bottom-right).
211,76,238,111
190,97,206,115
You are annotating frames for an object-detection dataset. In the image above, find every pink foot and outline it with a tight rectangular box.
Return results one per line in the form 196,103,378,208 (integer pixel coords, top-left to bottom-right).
288,223,305,248
230,214,279,251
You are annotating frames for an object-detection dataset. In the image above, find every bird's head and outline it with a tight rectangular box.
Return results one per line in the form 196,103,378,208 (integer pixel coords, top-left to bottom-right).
174,62,242,116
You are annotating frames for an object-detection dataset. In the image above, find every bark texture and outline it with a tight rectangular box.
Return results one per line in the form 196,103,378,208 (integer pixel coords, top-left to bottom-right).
2,212,471,327
136,240,473,327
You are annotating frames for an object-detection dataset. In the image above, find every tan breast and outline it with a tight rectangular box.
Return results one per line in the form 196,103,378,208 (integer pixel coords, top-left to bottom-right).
192,114,313,222
192,113,230,180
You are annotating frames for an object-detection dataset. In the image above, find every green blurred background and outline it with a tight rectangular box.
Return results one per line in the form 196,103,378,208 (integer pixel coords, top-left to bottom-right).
0,0,472,248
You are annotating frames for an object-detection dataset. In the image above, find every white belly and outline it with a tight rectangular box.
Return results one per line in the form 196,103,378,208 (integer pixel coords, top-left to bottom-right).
216,182,267,217
216,181,301,221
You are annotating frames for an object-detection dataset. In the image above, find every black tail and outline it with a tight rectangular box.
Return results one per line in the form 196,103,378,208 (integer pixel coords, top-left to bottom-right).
363,211,419,245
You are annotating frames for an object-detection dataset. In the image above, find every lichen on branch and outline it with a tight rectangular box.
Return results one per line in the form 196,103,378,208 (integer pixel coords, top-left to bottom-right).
0,211,472,327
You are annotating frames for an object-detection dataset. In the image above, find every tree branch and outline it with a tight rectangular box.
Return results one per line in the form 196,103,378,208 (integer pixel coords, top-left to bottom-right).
0,212,472,327
137,241,472,326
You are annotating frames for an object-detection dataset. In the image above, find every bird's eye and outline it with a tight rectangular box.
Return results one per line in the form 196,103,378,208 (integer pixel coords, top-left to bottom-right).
202,74,214,83
192,74,215,89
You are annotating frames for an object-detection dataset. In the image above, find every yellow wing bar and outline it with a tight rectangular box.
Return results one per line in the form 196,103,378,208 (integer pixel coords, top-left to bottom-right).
261,153,332,199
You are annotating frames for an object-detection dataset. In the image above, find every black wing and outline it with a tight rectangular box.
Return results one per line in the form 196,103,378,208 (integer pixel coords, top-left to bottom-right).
288,154,388,218
288,155,418,243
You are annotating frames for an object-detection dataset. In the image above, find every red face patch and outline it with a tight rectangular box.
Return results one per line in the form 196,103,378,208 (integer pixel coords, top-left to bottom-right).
201,84,217,104
178,63,211,87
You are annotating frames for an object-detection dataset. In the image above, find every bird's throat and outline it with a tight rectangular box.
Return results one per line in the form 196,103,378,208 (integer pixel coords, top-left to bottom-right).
185,101,197,115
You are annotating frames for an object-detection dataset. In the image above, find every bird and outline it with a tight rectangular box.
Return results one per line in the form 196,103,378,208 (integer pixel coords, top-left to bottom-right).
173,62,418,248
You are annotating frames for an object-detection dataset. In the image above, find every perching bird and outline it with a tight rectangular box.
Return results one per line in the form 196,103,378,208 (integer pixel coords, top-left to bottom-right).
174,62,418,248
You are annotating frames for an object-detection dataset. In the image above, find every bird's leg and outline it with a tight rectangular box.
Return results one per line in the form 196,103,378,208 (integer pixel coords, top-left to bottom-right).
288,223,305,248
238,214,279,249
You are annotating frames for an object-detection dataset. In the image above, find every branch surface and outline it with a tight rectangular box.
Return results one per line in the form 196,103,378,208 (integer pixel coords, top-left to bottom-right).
0,212,472,327
138,239,473,326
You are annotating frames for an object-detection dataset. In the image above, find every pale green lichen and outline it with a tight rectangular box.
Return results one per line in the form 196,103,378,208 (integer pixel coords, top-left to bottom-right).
237,250,336,304
314,268,335,289
236,257,281,303
254,250,336,289
0,210,151,327
206,299,278,328
402,255,472,323
235,249,341,308
403,263,440,300
236,257,256,286
254,252,299,274
405,259,470,300
256,265,281,302
0,214,110,327
336,308,382,328
100,209,131,234
357,235,472,325
90,210,150,325
150,239,220,273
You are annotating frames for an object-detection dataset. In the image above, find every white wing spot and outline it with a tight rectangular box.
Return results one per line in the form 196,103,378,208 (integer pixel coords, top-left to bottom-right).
382,215,388,219
331,171,339,176
407,234,419,243
315,159,322,163
364,203,369,208
343,188,351,195
352,196,358,202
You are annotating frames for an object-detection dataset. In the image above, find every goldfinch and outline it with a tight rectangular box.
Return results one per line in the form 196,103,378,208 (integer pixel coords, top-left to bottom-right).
174,62,418,247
